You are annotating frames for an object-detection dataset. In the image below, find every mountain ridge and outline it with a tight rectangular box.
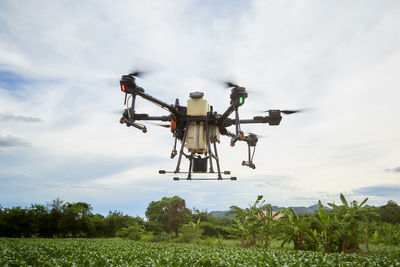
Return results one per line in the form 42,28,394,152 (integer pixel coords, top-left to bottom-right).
210,203,330,218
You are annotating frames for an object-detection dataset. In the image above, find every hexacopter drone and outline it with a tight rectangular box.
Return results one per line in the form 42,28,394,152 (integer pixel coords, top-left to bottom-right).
119,72,300,181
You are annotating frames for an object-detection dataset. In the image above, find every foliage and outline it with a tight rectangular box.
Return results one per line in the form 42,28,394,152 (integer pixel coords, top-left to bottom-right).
377,200,400,224
0,199,144,238
145,196,192,237
0,238,399,266
116,221,144,240
0,194,399,253
200,222,232,239
368,221,400,246
177,219,204,243
326,193,378,252
228,195,278,248
279,208,319,251
315,200,342,253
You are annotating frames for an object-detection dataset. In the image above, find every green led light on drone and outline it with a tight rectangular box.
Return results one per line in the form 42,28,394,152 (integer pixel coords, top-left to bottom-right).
239,96,244,105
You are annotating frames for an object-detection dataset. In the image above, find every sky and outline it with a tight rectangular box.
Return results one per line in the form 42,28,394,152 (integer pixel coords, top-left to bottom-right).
0,0,399,217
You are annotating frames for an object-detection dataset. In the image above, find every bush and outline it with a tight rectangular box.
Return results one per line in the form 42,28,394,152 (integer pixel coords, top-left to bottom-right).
199,237,223,247
154,232,173,242
139,232,155,242
177,222,203,243
115,222,143,241
201,222,232,238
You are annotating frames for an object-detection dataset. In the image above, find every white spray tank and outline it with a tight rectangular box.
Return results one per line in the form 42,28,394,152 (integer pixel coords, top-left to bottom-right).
185,92,210,154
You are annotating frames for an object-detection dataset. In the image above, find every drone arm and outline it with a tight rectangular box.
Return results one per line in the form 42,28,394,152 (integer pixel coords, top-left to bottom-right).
121,113,171,131
134,89,179,118
239,115,282,125
131,114,171,121
239,118,268,124
219,104,236,122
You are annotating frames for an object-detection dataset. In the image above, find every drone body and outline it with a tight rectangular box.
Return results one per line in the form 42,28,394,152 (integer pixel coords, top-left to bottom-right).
119,73,299,181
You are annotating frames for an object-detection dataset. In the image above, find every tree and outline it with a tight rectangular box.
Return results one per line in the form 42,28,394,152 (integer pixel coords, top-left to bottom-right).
228,205,251,247
327,193,377,252
103,211,139,237
116,221,145,240
259,203,280,248
378,200,400,224
228,195,278,248
316,200,342,253
145,196,191,237
59,202,93,237
279,207,319,251
29,204,51,237
179,219,203,243
47,198,64,236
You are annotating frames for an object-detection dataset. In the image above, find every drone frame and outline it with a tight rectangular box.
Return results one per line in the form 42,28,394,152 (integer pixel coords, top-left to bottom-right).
119,73,287,181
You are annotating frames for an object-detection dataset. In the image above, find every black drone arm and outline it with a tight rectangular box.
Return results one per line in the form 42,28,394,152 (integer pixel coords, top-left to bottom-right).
240,113,282,126
222,112,283,127
128,113,171,122
219,104,237,123
134,88,179,118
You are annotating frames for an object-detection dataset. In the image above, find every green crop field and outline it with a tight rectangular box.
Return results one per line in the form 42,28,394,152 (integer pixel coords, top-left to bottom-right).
1,238,399,266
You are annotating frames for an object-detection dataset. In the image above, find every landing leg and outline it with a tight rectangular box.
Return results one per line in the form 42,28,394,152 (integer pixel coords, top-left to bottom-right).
205,117,214,173
213,142,222,180
174,121,189,173
187,154,193,180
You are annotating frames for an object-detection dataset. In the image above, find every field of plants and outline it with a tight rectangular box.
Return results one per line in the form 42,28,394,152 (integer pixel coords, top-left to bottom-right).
1,238,399,266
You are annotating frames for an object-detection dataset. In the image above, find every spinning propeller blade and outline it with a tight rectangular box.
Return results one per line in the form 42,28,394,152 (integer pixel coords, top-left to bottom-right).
129,70,147,78
261,109,303,114
281,109,302,114
224,81,239,88
149,122,170,128
221,80,259,94
248,132,268,139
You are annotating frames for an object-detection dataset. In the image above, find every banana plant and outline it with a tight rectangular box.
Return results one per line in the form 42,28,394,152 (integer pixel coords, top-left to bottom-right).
328,193,377,252
228,195,272,247
258,203,280,248
317,200,342,252
280,207,318,250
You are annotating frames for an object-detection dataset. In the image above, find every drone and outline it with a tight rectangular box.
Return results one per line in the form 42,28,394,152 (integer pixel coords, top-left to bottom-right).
119,72,301,181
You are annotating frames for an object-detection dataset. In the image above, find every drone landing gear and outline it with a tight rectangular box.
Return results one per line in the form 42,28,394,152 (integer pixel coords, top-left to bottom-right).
159,127,236,181
159,154,236,181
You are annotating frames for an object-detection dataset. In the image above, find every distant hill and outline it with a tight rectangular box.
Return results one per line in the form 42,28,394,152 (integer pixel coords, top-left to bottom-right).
209,203,330,218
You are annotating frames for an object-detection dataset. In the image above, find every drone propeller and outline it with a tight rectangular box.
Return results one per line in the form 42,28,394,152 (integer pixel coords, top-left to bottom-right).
221,80,261,95
261,109,303,115
248,132,268,139
110,109,126,114
128,70,148,78
224,81,240,88
281,109,302,115
149,122,170,128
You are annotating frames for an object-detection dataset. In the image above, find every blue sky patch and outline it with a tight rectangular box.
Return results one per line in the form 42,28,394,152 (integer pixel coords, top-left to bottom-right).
354,184,400,198
0,70,34,96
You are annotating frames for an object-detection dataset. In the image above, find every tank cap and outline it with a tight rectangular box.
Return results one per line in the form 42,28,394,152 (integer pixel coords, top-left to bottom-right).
189,91,204,99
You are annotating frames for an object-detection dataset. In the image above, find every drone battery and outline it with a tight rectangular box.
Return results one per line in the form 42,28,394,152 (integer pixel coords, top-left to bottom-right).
192,157,208,173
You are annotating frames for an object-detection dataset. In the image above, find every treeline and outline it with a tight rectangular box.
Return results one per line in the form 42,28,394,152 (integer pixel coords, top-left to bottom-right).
0,196,231,240
0,199,144,238
0,195,399,252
